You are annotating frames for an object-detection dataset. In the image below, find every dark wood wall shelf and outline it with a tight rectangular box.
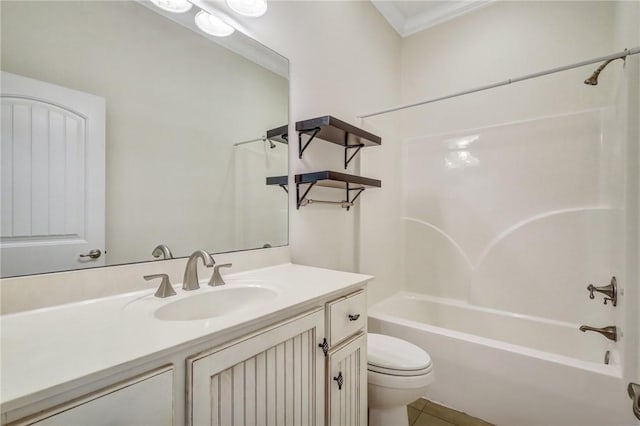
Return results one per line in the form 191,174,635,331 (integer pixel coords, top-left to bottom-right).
266,125,289,145
295,115,381,168
295,171,381,210
266,175,288,193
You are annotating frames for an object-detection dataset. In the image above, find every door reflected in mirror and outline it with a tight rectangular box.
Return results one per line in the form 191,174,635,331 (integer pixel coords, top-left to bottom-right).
0,1,289,277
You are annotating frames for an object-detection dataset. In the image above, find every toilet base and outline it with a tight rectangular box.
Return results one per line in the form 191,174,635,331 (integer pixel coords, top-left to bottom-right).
369,406,409,426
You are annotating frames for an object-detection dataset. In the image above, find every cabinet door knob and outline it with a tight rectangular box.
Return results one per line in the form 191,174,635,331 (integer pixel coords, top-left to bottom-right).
318,338,329,356
333,372,344,390
348,314,360,321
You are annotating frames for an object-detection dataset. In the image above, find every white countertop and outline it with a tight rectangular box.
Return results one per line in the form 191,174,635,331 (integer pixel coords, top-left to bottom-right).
0,263,371,413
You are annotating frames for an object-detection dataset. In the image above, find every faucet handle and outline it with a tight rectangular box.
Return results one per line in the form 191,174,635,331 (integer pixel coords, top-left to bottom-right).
144,273,177,298
587,284,596,299
209,263,232,287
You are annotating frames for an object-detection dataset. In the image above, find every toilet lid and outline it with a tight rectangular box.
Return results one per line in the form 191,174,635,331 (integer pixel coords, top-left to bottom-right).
367,333,431,374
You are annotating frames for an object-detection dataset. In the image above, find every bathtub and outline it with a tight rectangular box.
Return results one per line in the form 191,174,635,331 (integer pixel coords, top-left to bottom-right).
368,292,631,426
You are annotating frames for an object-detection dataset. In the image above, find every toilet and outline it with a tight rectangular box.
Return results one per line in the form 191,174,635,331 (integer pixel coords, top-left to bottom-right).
367,333,434,426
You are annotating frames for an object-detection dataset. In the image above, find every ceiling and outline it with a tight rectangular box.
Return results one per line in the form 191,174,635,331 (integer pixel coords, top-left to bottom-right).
372,0,494,37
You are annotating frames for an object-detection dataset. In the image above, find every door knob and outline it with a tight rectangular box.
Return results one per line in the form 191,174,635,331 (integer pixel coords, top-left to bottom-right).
79,249,102,259
629,382,640,420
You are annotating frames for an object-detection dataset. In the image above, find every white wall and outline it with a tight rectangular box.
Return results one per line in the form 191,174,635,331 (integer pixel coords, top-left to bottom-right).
399,2,615,108
218,1,402,278
1,1,288,266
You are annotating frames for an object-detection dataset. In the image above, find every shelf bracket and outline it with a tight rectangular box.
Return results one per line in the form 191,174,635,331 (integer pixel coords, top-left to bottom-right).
298,127,321,159
349,187,365,206
345,182,365,211
344,144,365,169
296,182,316,209
279,184,289,194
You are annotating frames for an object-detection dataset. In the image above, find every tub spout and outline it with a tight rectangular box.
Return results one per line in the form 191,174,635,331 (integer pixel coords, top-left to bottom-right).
579,325,617,341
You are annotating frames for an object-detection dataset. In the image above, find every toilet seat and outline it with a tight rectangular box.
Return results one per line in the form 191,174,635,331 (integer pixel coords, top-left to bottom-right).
368,363,433,376
367,333,432,377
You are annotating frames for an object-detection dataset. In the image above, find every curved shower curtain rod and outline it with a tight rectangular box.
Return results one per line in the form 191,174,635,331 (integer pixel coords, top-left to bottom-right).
358,46,640,119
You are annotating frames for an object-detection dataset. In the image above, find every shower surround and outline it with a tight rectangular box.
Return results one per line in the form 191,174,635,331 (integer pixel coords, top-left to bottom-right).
356,1,640,424
401,108,622,327
360,50,639,423
363,98,634,425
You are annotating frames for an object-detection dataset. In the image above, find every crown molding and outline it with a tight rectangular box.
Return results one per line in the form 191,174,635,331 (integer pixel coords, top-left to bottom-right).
372,0,495,38
371,1,407,36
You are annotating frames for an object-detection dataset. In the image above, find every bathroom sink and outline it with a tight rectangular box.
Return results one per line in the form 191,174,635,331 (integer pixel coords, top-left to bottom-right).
154,286,278,321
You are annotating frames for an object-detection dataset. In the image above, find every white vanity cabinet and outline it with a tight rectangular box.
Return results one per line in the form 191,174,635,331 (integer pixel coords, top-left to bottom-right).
186,289,368,426
187,309,326,426
2,266,371,426
325,290,368,426
9,367,173,426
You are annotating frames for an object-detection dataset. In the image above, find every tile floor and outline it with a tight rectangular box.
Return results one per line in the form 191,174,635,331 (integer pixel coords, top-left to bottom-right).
407,398,494,426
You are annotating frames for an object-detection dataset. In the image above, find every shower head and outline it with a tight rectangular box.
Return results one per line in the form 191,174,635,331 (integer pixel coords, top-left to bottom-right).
260,137,276,149
584,56,626,86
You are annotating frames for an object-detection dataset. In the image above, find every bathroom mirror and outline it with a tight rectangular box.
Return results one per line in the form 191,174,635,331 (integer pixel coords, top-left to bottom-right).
0,1,289,277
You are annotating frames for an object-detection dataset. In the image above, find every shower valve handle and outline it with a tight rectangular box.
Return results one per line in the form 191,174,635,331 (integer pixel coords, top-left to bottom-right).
586,277,617,307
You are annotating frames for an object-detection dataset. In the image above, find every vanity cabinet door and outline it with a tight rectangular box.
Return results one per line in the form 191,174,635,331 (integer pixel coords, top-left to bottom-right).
327,333,367,426
13,367,173,426
188,309,325,426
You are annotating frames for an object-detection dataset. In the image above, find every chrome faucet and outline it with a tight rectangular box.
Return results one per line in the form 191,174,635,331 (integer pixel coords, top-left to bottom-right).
208,263,232,287
587,276,617,306
579,325,617,341
183,250,214,291
152,244,174,260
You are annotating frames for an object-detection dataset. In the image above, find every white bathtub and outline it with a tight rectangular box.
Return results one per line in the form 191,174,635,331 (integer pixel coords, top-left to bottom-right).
368,292,631,426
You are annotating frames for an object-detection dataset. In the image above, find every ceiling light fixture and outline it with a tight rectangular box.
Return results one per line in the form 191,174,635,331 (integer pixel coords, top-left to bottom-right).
149,0,193,13
194,10,235,37
225,0,267,17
